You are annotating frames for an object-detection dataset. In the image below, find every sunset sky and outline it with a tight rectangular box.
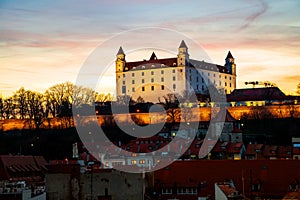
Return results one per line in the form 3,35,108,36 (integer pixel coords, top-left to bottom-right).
1,0,300,97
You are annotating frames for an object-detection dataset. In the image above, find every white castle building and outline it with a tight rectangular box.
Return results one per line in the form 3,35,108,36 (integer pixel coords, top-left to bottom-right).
115,40,236,102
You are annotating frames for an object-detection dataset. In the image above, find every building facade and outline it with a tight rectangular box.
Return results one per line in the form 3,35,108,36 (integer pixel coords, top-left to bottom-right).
116,40,237,102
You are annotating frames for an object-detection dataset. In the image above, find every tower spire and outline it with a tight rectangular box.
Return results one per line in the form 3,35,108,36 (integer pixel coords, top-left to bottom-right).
179,40,188,48
117,46,125,55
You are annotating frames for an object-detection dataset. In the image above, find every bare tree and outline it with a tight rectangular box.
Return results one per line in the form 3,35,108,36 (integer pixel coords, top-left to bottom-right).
13,87,27,119
162,94,181,123
25,90,45,130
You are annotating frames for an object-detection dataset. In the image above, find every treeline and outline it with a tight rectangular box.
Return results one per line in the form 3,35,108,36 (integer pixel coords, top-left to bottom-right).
0,82,113,130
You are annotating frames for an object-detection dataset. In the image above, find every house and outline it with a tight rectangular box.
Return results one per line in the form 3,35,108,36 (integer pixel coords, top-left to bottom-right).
227,87,299,107
149,160,300,200
245,144,264,160
0,155,47,200
215,181,243,200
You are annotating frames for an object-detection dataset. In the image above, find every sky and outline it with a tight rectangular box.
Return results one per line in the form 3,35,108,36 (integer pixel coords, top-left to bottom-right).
1,0,300,97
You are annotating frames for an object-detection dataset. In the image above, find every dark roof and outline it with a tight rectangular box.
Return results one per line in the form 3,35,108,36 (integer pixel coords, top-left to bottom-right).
153,160,300,199
0,155,47,181
149,52,157,60
117,46,125,55
179,40,188,48
124,57,177,71
226,51,233,59
246,144,264,155
227,87,286,102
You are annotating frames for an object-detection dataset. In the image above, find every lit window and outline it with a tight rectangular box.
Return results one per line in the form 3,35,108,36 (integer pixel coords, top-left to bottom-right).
139,160,145,164
131,160,137,165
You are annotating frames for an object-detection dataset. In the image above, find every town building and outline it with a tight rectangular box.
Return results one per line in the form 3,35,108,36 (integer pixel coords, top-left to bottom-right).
116,41,237,102
0,155,47,200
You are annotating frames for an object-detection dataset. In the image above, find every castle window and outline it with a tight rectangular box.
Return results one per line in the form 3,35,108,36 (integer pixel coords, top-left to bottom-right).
132,73,135,77
151,86,154,91
173,84,176,90
142,72,144,76
151,71,154,75
219,81,221,86
230,83,232,87
173,69,175,73
213,74,216,77
161,77,164,82
142,79,145,83
161,85,164,90
122,81,125,85
180,69,183,72
173,63,176,66
142,87,145,92
225,82,227,86
132,80,135,84
132,87,135,92
230,77,232,80
189,76,192,81
161,70,164,74
219,75,221,78
173,76,176,81
225,75,227,79
123,74,126,78
208,72,210,76
151,78,154,83
196,77,199,82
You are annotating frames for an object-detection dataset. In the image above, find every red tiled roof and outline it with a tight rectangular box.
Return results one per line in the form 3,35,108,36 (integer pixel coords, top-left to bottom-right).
227,142,243,154
277,146,292,158
154,160,300,199
124,58,177,71
227,87,286,102
0,155,47,181
263,145,278,158
246,144,264,155
218,183,238,196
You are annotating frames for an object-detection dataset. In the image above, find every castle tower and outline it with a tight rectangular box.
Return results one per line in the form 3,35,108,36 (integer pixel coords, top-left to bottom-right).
225,51,236,75
177,40,189,67
116,46,125,72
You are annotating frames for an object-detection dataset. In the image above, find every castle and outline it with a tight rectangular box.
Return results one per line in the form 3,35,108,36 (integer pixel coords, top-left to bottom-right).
115,40,236,102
